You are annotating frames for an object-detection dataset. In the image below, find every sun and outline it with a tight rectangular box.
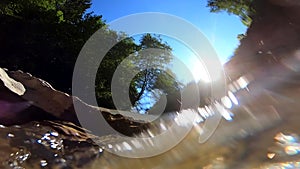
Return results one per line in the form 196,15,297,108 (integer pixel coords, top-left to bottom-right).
190,57,211,83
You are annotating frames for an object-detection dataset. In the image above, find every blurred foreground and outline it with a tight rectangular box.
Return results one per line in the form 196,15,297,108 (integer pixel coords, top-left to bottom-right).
1,0,300,168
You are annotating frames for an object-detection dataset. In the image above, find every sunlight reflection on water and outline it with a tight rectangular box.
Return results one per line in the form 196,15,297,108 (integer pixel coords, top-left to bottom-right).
2,69,300,169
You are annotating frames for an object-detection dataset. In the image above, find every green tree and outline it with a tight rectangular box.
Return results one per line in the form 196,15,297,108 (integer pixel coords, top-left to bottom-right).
207,0,254,26
0,0,185,113
94,34,181,113
130,34,175,113
95,35,139,109
132,36,171,93
0,0,104,93
151,69,183,113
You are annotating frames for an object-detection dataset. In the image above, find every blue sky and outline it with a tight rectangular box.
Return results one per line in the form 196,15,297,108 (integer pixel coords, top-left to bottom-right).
88,0,247,63
87,0,247,83
86,0,248,112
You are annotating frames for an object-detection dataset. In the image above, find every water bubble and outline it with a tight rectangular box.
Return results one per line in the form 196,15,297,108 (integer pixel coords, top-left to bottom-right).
221,96,233,109
40,159,48,167
7,133,15,138
236,76,249,90
107,144,113,149
7,148,31,168
50,131,59,137
37,132,64,150
267,153,276,159
122,142,132,151
285,146,300,156
228,91,238,105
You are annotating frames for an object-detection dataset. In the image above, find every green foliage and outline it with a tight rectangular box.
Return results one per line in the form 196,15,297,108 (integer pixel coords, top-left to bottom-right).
95,35,139,109
0,0,184,112
56,10,65,23
207,0,254,27
237,33,246,40
132,35,172,98
95,33,182,113
0,0,104,92
131,34,179,113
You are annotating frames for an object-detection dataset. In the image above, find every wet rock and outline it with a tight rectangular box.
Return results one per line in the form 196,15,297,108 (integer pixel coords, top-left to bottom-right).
0,121,103,169
0,68,58,126
0,67,152,136
0,68,25,96
5,69,78,123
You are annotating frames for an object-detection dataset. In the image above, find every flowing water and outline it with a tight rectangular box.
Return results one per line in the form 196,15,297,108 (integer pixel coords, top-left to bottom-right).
1,66,300,169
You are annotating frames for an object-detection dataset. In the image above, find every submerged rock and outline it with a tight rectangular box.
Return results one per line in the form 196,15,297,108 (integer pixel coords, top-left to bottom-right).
0,121,103,169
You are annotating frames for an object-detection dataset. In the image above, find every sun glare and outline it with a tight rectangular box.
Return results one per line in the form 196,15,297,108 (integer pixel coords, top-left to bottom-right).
190,57,211,83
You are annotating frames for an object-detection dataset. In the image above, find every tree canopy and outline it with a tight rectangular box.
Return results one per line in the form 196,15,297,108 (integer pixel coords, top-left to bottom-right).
207,0,254,27
0,0,213,113
0,0,104,92
95,34,182,114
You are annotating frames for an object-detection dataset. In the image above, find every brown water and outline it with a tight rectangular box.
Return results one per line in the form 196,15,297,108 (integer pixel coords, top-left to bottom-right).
1,71,300,169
